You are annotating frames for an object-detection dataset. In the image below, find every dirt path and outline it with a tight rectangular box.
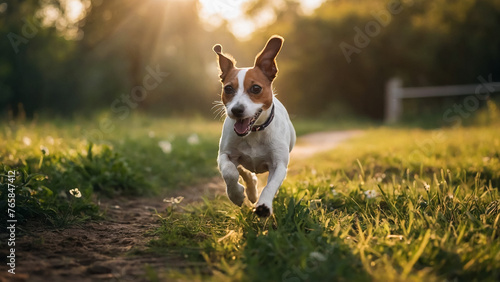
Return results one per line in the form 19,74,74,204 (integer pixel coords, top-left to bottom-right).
1,130,362,282
6,198,176,282
291,130,364,160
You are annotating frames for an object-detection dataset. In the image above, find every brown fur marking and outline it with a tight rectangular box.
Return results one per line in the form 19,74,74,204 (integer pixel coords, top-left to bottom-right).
244,68,273,110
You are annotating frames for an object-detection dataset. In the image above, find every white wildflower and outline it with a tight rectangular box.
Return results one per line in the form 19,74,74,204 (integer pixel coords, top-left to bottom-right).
148,131,156,138
375,173,386,182
364,189,378,199
40,145,49,156
69,188,82,198
187,133,200,145
164,196,184,204
158,140,172,154
22,136,32,146
309,251,327,261
47,136,55,145
424,182,430,191
331,189,338,196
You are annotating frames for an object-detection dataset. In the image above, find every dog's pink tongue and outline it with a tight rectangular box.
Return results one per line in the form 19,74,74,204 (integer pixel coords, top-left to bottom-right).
234,118,251,135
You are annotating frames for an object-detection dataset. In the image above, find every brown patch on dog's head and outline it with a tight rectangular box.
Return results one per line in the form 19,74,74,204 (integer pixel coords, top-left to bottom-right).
220,68,240,105
244,68,273,110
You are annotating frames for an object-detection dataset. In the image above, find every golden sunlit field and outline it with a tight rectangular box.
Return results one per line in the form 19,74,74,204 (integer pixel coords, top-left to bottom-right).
2,0,500,280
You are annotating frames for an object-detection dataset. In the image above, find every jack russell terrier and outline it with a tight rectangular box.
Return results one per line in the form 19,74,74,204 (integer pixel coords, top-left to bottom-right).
213,35,296,217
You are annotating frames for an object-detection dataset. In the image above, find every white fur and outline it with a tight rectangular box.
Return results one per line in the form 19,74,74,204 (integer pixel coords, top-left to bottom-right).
218,69,296,216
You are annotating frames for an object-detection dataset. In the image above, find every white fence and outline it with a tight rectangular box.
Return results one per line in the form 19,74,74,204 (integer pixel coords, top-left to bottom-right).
384,77,500,123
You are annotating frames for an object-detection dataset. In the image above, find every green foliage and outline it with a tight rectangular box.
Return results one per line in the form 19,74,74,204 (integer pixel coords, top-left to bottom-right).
249,0,500,118
151,124,500,281
0,165,100,227
0,0,231,118
2,0,499,119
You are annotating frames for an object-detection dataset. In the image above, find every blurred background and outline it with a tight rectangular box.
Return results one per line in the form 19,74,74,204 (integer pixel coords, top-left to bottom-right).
1,0,499,123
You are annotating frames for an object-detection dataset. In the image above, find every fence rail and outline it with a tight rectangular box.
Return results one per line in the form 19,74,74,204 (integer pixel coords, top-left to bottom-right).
384,77,500,122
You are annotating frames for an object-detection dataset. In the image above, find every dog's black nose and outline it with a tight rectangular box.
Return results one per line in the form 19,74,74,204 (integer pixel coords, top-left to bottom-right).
231,105,245,118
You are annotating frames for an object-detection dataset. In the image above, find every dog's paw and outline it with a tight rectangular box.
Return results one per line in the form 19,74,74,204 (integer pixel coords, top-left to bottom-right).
228,193,245,206
254,204,271,218
227,184,245,206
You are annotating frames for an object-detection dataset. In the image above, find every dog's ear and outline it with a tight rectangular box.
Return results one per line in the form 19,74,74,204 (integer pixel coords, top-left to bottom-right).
213,44,235,81
254,35,284,82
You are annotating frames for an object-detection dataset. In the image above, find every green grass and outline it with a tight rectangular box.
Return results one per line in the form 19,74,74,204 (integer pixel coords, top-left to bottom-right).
149,123,500,281
0,114,221,227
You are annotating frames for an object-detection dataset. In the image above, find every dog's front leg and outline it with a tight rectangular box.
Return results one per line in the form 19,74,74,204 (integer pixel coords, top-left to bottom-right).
254,163,288,217
218,153,245,206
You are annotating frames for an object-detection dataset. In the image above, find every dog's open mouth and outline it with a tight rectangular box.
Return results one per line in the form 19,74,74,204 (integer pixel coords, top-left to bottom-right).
234,109,263,136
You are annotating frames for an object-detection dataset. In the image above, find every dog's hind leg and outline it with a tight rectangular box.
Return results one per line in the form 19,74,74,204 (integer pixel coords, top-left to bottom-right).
238,166,258,204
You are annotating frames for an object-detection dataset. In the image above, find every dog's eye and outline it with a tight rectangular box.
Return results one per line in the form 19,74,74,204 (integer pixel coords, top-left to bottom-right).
249,84,262,94
224,85,235,95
